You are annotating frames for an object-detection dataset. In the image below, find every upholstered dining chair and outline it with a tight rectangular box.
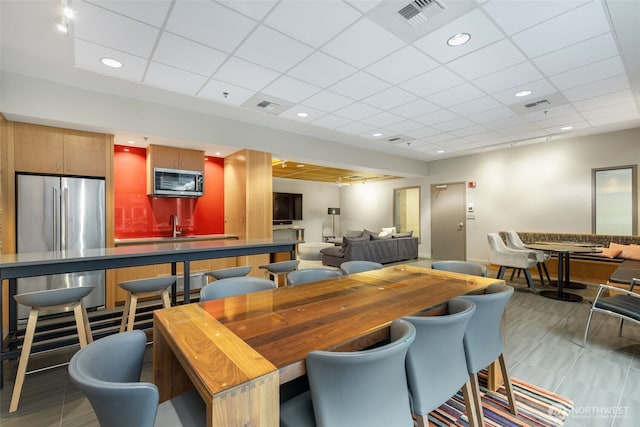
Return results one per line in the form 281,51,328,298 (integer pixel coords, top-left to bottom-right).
431,260,487,277
457,284,518,419
505,231,551,285
583,278,640,346
403,298,481,427
340,260,383,275
201,265,252,286
200,276,276,301
487,232,538,292
287,268,343,286
280,319,416,427
68,330,205,427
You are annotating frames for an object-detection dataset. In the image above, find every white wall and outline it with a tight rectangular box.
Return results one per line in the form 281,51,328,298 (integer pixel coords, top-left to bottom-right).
273,178,340,243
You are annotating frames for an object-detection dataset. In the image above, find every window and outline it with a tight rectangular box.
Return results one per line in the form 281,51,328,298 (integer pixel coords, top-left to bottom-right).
393,186,420,241
592,166,637,235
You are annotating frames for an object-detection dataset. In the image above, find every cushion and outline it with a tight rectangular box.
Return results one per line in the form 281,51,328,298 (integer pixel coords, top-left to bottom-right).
392,231,413,238
371,233,392,240
379,227,396,237
591,245,623,259
610,243,640,260
342,236,369,247
345,229,364,238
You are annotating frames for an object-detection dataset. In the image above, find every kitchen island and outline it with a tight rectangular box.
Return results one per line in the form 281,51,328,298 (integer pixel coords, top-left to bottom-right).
0,238,300,384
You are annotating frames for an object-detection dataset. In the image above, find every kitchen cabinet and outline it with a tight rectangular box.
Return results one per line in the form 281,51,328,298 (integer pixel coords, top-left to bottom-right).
13,123,109,177
147,144,204,172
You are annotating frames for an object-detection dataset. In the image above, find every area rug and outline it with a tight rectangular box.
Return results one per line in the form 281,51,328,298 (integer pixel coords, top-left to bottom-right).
427,371,573,427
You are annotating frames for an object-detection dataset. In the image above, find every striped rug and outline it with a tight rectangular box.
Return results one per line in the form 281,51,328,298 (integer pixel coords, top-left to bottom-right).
428,371,573,426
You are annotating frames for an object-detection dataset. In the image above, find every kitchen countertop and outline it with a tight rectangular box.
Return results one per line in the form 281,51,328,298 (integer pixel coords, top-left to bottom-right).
114,234,238,246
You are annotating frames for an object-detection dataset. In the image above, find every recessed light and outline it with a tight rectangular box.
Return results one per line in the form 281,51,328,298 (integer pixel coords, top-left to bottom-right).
372,132,382,137
127,140,135,144
560,126,573,131
56,21,68,33
296,112,309,118
515,90,532,97
100,57,123,68
447,33,471,47
437,150,445,154
214,152,221,156
63,6,75,19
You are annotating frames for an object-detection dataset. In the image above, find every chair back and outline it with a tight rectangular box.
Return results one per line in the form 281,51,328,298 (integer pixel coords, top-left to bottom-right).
340,260,383,275
431,260,487,277
402,298,476,415
200,277,275,301
504,231,526,250
306,319,415,427
287,268,342,286
457,284,514,373
68,330,159,427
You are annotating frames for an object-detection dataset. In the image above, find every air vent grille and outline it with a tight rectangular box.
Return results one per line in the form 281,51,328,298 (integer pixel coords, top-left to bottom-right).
525,99,550,108
397,0,445,27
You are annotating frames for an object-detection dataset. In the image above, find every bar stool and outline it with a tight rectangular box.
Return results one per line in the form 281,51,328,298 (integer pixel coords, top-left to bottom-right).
259,260,300,287
10,286,95,413
201,265,252,287
118,276,176,332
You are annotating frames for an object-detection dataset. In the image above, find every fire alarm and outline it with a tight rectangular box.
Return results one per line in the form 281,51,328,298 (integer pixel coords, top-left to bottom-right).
468,181,476,188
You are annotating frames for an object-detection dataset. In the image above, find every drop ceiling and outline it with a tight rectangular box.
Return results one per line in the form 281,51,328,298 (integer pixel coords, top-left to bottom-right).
272,159,401,184
2,0,640,163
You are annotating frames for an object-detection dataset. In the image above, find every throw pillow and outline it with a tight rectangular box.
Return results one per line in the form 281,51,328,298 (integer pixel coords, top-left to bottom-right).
609,242,640,260
380,227,396,237
371,233,392,240
591,246,622,259
392,231,413,238
363,229,377,239
345,229,364,238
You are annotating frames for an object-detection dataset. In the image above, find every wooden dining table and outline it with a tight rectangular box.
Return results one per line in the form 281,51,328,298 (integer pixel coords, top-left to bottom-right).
153,265,504,427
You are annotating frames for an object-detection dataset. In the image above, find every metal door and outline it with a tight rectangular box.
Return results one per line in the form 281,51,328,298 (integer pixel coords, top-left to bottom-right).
430,182,466,260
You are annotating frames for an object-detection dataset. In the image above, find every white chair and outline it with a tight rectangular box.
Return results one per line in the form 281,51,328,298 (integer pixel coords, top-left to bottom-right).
487,233,538,292
505,231,551,285
10,286,95,413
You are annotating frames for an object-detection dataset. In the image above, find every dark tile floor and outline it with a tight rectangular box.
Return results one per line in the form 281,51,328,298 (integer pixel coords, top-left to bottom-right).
1,262,638,426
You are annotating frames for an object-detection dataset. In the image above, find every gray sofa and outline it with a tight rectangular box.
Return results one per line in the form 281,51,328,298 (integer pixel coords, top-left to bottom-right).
320,233,418,267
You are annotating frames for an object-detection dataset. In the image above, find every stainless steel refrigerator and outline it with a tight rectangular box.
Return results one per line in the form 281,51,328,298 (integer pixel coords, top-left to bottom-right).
16,174,106,320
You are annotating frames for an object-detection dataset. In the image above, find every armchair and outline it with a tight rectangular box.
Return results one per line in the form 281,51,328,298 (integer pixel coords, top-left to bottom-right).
505,231,551,285
487,233,538,292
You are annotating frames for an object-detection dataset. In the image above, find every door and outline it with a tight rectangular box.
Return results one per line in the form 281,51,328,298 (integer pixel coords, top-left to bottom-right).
430,182,466,260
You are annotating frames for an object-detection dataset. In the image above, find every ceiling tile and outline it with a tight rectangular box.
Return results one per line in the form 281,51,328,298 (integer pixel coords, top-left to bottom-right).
265,0,361,48
531,113,584,129
344,0,383,14
448,96,503,116
362,87,418,110
466,106,517,124
74,1,159,57
329,71,390,100
482,0,589,35
491,78,557,105
572,90,636,113
334,103,380,121
214,57,280,91
364,45,438,84
562,75,630,102
73,39,147,81
302,91,354,112
144,62,208,95
336,121,375,135
311,113,353,129
428,83,486,108
581,102,639,122
263,75,320,103
153,32,227,76
85,0,172,27
391,98,441,119
166,1,257,53
279,105,326,122
360,111,405,127
432,117,476,132
405,126,441,139
447,39,526,81
220,0,279,21
413,109,460,126
235,25,313,72
533,32,618,76
198,79,255,105
322,18,405,68
511,1,611,58
412,8,504,64
523,104,578,122
483,116,529,131
400,66,465,97
288,52,358,88
472,61,543,94
383,120,424,134
587,111,640,127
549,56,626,90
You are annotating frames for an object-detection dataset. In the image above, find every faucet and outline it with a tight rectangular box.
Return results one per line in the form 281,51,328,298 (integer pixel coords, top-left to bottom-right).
171,215,181,238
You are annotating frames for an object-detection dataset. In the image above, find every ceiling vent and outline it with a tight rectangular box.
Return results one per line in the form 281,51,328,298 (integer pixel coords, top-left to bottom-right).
385,134,413,144
524,99,551,109
241,93,294,116
397,0,445,28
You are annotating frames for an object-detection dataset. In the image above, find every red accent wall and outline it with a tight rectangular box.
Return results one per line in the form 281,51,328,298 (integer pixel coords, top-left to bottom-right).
114,145,225,238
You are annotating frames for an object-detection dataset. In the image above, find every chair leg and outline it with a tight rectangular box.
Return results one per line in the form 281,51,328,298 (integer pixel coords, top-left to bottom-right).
468,373,486,427
618,318,624,337
119,292,132,332
497,266,506,279
536,263,545,285
10,308,39,413
523,269,536,293
542,262,551,282
499,353,518,416
126,293,138,332
415,414,428,427
510,268,516,281
73,301,93,347
461,379,483,427
583,309,595,346
161,288,171,309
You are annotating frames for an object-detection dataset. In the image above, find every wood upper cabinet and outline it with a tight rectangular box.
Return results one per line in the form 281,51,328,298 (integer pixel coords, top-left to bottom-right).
147,144,204,172
13,122,108,177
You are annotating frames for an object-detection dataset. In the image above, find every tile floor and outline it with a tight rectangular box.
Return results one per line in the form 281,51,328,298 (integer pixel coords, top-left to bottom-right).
1,261,639,426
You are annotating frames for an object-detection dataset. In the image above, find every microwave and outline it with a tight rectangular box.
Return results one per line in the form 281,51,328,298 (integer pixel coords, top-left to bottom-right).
151,167,204,197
